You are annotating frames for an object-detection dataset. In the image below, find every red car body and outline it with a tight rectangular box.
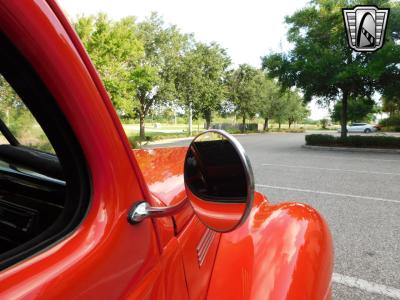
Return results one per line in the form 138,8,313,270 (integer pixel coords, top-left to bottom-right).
0,1,333,299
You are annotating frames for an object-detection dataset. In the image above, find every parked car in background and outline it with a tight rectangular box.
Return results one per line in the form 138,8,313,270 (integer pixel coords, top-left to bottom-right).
0,1,333,299
337,123,378,133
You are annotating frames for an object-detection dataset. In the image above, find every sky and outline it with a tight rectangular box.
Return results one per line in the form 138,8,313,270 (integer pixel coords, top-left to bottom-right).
58,0,330,120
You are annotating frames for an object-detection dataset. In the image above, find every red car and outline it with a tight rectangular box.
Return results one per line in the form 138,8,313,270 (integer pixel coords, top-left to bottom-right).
0,1,333,299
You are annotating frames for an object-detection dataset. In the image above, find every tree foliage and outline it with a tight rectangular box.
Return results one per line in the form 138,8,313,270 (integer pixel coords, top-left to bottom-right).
253,73,277,130
331,96,376,123
382,96,400,116
74,13,191,139
284,90,309,128
175,42,231,128
74,14,143,113
227,65,260,131
133,14,190,138
267,89,309,129
262,0,399,137
72,12,314,137
372,1,400,114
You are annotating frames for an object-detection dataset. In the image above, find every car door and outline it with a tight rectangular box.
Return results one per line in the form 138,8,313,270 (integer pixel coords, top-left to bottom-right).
359,124,367,132
349,123,359,132
0,1,189,299
134,147,221,300
177,215,221,299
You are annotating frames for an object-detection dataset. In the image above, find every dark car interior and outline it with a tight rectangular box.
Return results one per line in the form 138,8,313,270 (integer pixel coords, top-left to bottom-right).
0,141,65,254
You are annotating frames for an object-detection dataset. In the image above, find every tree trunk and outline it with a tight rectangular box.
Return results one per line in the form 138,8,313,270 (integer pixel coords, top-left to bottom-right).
288,119,292,128
204,110,212,129
341,91,349,138
242,115,246,133
139,112,145,141
263,118,269,131
188,103,193,136
205,119,211,130
278,121,281,129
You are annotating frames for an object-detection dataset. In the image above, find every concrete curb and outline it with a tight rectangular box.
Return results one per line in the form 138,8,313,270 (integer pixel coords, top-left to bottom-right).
148,131,308,146
302,145,400,154
145,136,194,146
146,132,266,145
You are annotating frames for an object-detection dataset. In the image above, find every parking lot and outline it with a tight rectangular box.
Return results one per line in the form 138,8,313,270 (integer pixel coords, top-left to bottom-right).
151,132,400,299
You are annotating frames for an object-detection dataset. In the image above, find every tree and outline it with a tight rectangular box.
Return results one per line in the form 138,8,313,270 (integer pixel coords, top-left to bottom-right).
285,90,309,128
260,87,308,130
0,75,45,147
331,96,376,123
74,14,144,114
193,43,231,129
262,0,398,137
371,1,400,117
227,65,259,132
382,96,400,117
75,13,189,140
175,42,231,131
320,118,329,129
0,75,21,120
271,91,289,129
254,73,279,130
133,13,189,139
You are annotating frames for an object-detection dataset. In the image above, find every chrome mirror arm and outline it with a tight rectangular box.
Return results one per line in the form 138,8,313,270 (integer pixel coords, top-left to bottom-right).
128,199,188,224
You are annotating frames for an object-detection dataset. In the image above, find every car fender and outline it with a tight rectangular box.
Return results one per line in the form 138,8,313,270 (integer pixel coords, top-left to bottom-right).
207,192,333,300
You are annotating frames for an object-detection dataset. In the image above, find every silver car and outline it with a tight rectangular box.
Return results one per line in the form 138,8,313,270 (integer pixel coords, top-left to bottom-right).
337,123,378,133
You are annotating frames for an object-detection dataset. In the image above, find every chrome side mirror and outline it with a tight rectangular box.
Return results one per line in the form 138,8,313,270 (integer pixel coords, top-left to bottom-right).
128,130,254,233
184,130,254,232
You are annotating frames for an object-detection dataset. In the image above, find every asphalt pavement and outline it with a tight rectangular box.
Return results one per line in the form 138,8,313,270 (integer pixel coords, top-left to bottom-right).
147,132,400,299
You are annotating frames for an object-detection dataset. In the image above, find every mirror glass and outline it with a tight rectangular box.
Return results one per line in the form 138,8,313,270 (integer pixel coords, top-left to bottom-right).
184,130,254,232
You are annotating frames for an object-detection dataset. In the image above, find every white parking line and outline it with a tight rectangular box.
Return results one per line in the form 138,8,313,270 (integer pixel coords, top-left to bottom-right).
309,154,400,163
261,163,400,176
255,184,400,204
333,273,400,299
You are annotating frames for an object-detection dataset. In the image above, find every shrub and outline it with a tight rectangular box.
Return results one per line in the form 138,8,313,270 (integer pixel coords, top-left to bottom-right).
305,134,400,149
305,134,336,145
379,115,400,127
264,128,305,133
271,128,305,133
381,126,400,132
225,128,259,134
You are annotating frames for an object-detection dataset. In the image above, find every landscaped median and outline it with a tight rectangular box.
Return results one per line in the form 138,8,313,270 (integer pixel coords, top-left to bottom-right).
305,134,400,151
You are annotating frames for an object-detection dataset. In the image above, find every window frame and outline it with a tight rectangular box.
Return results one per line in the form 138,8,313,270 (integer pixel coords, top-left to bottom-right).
0,117,18,145
0,31,91,271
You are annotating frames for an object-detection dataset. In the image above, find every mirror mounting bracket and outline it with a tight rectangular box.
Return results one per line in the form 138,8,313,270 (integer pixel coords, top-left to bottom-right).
128,199,188,224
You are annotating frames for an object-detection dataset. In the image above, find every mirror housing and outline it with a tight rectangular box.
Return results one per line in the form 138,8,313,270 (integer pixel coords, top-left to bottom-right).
184,130,254,232
127,130,254,232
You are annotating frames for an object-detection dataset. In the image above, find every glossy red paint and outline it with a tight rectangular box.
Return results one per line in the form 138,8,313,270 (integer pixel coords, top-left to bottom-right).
0,1,333,299
134,147,220,298
0,1,186,299
187,188,246,232
134,147,194,234
124,238,189,300
207,192,333,300
177,217,220,300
